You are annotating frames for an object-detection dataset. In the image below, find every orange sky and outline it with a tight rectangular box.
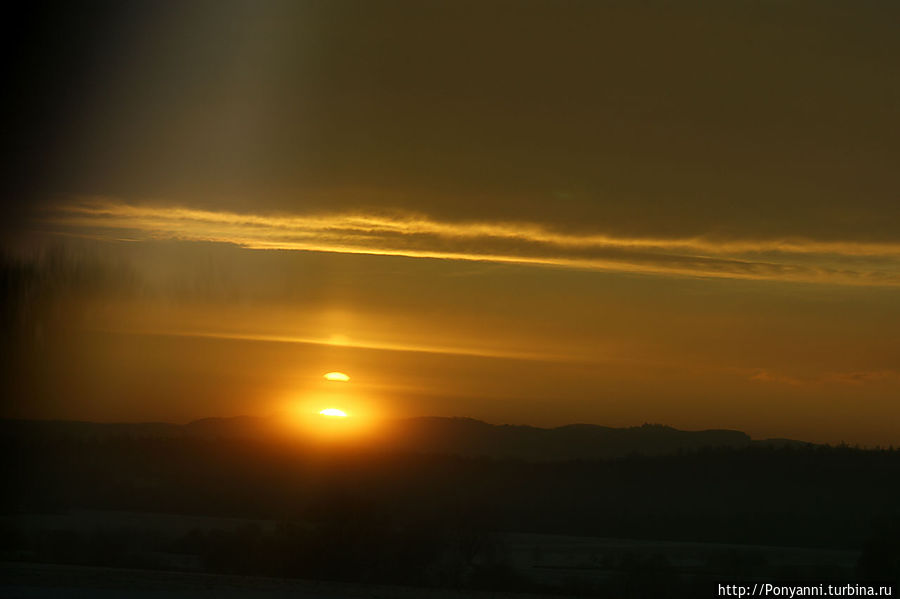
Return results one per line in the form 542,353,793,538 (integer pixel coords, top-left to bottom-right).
3,1,900,446
4,234,899,446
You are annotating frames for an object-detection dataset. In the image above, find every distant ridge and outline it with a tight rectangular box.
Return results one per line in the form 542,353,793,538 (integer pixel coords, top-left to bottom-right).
0,416,812,460
384,417,756,460
0,419,183,439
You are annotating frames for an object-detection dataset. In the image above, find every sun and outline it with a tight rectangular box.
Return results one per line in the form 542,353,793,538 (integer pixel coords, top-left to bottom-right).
324,372,350,382
319,408,348,418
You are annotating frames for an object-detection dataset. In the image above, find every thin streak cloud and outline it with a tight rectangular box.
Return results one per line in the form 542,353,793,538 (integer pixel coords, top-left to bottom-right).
42,199,900,286
105,328,580,365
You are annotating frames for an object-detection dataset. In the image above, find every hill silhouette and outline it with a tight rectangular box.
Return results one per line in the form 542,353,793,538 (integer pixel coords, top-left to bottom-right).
384,417,758,459
0,415,790,459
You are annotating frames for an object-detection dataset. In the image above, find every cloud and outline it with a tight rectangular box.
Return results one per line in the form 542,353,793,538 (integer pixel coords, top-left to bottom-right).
749,370,805,387
750,368,900,387
40,198,900,286
822,371,900,386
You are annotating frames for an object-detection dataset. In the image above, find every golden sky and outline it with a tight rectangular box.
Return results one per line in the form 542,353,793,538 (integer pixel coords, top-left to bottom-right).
3,1,900,445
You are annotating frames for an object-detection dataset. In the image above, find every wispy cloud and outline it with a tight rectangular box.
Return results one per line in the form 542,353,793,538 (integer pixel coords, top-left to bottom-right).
104,327,577,364
750,368,900,387
41,198,900,285
821,370,900,385
749,369,806,386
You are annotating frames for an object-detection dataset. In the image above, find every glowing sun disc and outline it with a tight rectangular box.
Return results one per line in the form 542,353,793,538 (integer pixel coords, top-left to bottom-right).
324,372,350,382
319,408,348,417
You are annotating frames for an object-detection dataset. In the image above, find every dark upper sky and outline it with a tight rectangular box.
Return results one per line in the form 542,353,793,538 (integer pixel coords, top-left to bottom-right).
7,0,899,240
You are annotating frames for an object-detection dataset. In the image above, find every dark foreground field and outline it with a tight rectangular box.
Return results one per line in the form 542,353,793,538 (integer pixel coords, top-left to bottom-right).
2,418,898,597
2,560,572,599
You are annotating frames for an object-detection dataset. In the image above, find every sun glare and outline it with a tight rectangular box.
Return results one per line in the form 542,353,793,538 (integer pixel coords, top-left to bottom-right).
324,372,350,382
319,408,348,418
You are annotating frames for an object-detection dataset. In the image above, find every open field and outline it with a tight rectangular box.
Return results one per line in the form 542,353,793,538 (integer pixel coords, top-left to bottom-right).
1,509,864,595
0,561,564,599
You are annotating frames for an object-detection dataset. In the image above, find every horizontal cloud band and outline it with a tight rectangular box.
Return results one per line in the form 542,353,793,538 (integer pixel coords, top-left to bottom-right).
43,199,900,286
